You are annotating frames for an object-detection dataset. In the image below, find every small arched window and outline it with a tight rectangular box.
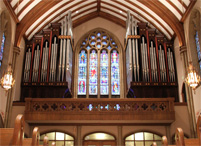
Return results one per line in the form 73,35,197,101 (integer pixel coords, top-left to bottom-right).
125,132,162,146
0,33,5,70
40,132,74,146
76,29,122,98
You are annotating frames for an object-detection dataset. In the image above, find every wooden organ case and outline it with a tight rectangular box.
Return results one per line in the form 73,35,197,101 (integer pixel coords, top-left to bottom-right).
125,11,178,101
21,12,73,101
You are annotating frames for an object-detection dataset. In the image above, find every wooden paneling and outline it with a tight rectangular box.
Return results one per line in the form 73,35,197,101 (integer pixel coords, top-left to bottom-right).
24,98,175,124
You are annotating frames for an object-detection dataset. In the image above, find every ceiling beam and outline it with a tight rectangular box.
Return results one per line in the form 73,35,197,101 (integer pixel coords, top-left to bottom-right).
138,0,185,46
3,0,19,23
14,0,62,47
181,0,197,23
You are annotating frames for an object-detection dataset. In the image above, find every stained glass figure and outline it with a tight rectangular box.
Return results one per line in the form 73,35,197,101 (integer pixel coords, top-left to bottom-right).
78,50,87,95
0,33,5,68
100,50,108,95
89,50,98,95
111,50,120,95
195,31,201,69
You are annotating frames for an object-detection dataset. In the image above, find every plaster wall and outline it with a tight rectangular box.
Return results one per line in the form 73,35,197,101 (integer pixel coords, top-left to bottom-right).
183,0,201,121
73,17,126,49
0,0,16,124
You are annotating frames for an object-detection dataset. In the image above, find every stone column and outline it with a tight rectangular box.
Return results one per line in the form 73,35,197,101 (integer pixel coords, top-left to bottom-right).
4,46,20,128
180,46,197,138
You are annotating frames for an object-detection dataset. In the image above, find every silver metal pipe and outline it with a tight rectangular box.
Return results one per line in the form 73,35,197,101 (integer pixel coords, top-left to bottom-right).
145,43,149,82
58,21,64,81
131,16,136,82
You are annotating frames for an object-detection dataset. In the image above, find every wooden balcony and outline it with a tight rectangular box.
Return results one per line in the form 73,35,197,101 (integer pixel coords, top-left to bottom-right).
24,98,175,124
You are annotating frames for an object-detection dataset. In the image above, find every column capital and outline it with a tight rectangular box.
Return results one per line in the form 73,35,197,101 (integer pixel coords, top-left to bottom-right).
13,46,20,55
179,46,187,54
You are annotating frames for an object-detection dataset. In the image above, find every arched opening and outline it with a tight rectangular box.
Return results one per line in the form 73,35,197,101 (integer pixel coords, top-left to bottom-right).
74,28,124,98
83,132,116,146
40,131,74,146
125,131,162,146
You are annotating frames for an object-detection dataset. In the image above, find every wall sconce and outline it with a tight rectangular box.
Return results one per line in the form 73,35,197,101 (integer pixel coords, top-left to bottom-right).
185,62,200,90
0,65,15,90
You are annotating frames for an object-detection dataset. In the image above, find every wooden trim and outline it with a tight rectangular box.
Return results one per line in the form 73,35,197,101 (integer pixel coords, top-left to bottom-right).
97,0,101,12
178,0,188,10
113,0,173,39
99,11,126,28
26,0,76,38
181,0,197,23
101,6,127,19
12,102,25,106
139,0,186,46
73,12,99,28
17,0,34,17
13,0,23,12
14,0,60,47
166,0,183,16
3,0,19,23
174,102,187,106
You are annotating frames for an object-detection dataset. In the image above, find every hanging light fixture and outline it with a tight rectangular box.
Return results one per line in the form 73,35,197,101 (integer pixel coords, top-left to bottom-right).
0,65,15,90
185,62,201,90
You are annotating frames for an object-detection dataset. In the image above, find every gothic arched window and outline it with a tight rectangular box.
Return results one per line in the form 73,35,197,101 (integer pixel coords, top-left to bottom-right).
76,30,122,98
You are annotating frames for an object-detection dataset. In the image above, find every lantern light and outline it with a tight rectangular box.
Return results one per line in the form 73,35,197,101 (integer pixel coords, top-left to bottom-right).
185,63,201,90
0,65,15,90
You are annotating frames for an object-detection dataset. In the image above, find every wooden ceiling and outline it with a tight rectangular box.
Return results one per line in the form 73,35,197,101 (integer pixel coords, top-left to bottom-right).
3,0,196,47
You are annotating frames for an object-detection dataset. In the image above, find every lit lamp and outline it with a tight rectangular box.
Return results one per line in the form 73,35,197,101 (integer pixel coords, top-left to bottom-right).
0,65,15,90
185,62,201,90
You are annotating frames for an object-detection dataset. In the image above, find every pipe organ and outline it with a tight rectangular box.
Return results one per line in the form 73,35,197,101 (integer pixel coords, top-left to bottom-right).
125,11,178,101
21,12,73,101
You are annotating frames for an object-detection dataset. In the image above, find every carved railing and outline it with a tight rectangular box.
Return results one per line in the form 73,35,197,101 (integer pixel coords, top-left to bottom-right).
25,98,175,123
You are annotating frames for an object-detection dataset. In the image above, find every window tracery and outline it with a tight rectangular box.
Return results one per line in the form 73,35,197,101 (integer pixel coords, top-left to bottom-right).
77,30,121,98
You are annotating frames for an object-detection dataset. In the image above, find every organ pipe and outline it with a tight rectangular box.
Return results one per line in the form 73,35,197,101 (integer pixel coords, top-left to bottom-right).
32,45,40,82
24,48,32,82
41,41,49,82
159,45,166,82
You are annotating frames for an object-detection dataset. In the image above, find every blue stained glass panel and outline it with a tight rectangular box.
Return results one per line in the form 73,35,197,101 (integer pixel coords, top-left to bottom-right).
91,36,95,39
195,31,201,63
112,42,116,45
91,41,95,45
107,46,112,50
78,50,87,95
97,33,101,37
89,50,98,95
0,33,5,68
103,36,107,39
102,41,107,45
111,50,120,95
97,44,101,48
100,50,108,95
87,46,91,50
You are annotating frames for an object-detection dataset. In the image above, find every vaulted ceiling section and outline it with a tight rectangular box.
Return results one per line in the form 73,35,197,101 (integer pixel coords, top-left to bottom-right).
4,0,196,47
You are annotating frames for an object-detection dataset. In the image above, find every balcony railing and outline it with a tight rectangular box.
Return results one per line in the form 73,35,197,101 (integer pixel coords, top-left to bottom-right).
24,98,175,124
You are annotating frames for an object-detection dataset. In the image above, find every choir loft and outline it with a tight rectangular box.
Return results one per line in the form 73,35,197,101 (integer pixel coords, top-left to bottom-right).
0,1,201,146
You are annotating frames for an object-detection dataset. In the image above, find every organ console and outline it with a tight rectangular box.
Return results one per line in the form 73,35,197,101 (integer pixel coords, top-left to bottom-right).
21,12,73,101
125,11,178,101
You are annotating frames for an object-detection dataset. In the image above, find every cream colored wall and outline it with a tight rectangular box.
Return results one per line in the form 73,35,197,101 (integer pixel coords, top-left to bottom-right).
183,0,201,121
73,17,126,49
174,37,185,102
0,1,16,123
12,38,25,101
170,105,191,138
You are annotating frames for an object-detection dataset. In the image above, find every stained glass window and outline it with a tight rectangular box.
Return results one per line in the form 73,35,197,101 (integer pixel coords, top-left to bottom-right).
195,31,201,70
111,50,120,95
78,50,87,95
0,33,5,69
78,30,120,97
89,50,98,95
100,50,108,95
